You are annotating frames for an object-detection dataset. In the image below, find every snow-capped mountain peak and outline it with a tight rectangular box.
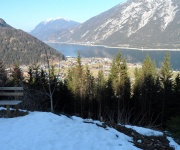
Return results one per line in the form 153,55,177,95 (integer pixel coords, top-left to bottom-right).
97,0,178,39
30,17,80,41
43,17,71,25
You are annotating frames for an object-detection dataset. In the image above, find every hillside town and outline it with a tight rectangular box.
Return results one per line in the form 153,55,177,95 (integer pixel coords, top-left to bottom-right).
5,57,142,81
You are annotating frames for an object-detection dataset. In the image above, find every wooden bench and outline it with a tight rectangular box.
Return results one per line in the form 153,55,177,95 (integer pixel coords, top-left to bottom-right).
0,87,23,117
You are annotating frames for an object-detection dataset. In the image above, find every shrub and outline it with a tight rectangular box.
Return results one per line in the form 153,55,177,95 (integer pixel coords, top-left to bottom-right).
167,116,180,144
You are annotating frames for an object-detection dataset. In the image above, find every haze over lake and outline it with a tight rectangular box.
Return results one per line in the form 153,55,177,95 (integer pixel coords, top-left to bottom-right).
47,43,180,70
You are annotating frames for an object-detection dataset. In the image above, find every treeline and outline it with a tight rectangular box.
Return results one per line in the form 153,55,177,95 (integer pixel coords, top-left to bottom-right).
0,52,180,129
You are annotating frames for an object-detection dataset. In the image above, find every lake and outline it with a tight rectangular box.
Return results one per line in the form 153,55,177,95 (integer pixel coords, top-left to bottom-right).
47,43,180,70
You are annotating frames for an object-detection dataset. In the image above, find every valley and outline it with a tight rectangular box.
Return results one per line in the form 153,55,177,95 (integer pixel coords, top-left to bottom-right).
9,56,179,83
1,0,180,148
6,57,139,79
47,43,180,70
44,0,180,49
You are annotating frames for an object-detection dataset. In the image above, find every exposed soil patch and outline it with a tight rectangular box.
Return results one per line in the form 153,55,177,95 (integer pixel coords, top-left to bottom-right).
0,109,28,118
84,121,175,150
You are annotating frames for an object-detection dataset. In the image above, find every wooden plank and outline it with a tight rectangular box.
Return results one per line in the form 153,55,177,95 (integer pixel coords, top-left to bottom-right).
0,100,22,105
0,87,23,91
0,92,23,96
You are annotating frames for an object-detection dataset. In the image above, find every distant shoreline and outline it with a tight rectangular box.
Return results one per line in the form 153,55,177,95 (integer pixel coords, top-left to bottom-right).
46,41,180,51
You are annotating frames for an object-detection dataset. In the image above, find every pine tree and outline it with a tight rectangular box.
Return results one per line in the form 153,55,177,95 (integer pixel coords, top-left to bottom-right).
173,73,180,117
159,52,173,124
132,67,143,113
109,52,122,96
11,62,24,86
108,52,131,123
29,64,41,86
76,52,84,116
96,66,106,121
84,65,94,117
108,52,122,122
67,52,85,116
0,61,8,86
120,59,131,110
28,66,33,85
40,68,47,87
141,55,157,119
67,67,77,113
132,55,158,125
174,73,180,97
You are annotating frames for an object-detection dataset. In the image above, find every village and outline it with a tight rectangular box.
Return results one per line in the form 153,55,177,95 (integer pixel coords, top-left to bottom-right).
5,57,142,81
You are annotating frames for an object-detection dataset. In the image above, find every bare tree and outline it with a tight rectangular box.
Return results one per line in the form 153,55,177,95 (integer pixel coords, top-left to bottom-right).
44,49,61,112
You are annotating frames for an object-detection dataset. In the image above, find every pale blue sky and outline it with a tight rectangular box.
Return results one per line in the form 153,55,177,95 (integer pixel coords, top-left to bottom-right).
1,0,125,31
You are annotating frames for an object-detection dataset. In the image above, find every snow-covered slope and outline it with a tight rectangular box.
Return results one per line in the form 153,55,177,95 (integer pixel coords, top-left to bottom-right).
30,17,80,41
53,0,180,49
0,110,179,150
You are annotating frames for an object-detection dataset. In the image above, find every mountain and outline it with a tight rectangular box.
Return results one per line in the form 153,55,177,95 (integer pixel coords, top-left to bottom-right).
30,17,80,41
51,0,180,49
0,18,65,65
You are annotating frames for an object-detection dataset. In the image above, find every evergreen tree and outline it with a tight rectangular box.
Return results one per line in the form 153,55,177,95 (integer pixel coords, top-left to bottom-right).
109,52,121,95
11,62,24,86
84,65,94,117
159,52,173,124
95,66,106,121
108,52,122,122
0,61,8,86
141,55,157,119
28,66,33,85
119,59,131,112
174,73,180,98
75,52,84,116
28,64,41,87
50,64,56,81
132,55,158,125
108,52,131,123
67,52,85,116
40,68,47,87
173,73,180,116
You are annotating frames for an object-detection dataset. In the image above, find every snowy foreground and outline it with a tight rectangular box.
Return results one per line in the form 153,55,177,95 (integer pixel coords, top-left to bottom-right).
0,110,179,150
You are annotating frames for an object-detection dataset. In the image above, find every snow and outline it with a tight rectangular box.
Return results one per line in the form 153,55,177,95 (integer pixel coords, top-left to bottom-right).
125,125,163,136
160,0,178,31
125,125,180,150
92,0,178,40
81,30,89,38
0,111,139,150
43,17,70,25
0,110,179,150
167,137,180,150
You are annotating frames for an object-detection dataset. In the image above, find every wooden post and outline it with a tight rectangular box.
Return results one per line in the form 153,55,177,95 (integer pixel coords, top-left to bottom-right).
6,105,10,117
15,105,19,113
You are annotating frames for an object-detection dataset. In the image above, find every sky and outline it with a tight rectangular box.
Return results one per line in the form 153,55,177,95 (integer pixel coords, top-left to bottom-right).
1,0,125,32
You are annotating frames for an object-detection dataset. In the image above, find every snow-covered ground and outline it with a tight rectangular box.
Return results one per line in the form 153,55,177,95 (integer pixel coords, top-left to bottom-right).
0,109,179,150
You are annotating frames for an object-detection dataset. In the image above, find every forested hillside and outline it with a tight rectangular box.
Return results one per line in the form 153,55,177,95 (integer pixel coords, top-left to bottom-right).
0,18,64,65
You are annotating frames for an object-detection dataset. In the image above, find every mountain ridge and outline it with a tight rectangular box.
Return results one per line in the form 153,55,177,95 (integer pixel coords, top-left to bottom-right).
47,0,180,49
30,18,80,41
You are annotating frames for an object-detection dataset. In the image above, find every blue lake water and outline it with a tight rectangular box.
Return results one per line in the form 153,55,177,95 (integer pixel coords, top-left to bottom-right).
47,43,180,70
